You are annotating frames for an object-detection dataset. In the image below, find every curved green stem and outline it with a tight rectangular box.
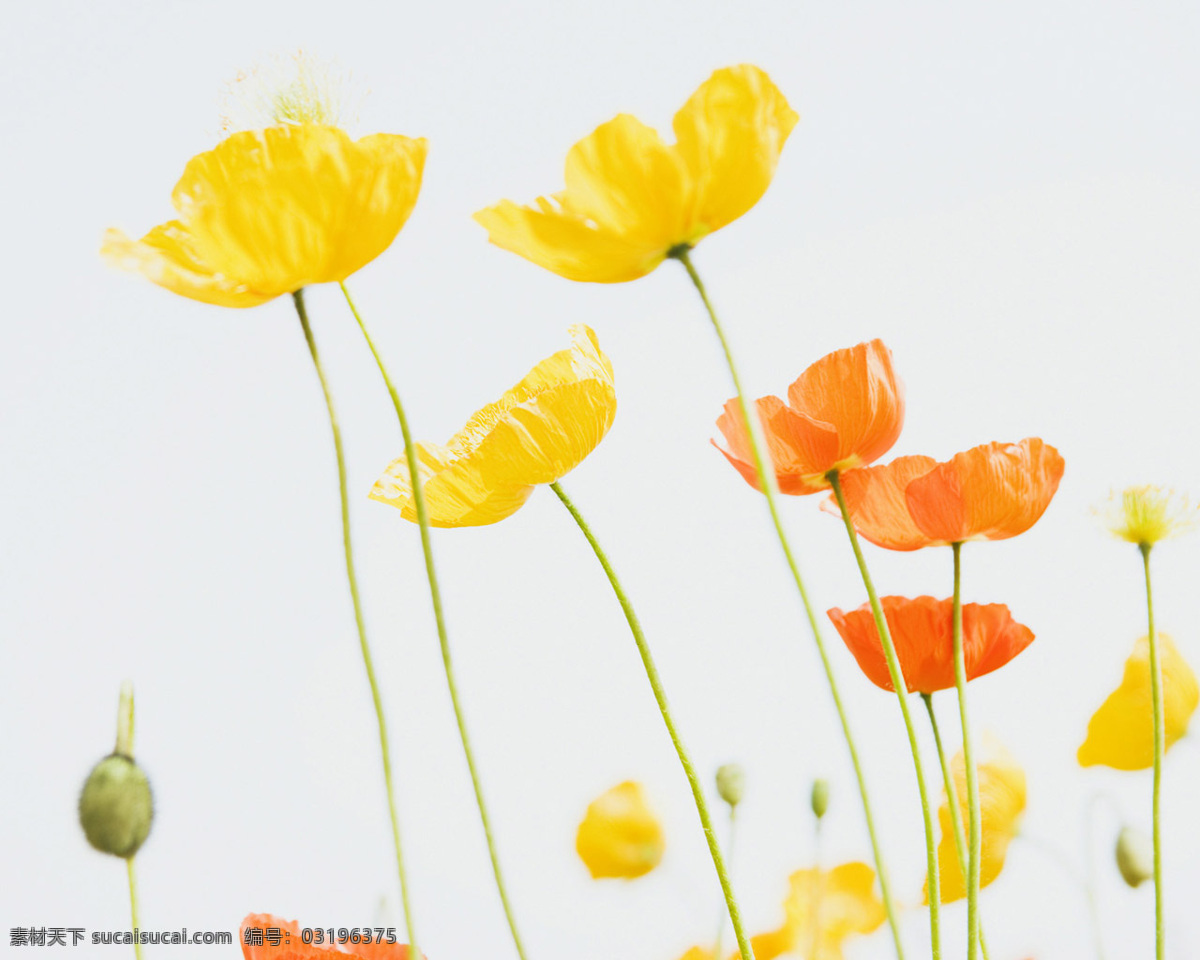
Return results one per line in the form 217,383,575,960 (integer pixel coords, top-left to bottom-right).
672,249,906,960
126,857,143,960
339,282,527,960
951,543,981,960
550,480,754,960
1140,543,1165,960
292,289,419,955
922,693,990,960
828,471,940,960
712,806,738,960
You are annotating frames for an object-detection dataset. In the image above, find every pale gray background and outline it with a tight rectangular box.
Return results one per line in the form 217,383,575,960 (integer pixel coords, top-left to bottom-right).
3,2,1199,959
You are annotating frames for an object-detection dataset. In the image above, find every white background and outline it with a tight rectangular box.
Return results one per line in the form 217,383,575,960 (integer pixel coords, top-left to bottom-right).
3,3,1200,959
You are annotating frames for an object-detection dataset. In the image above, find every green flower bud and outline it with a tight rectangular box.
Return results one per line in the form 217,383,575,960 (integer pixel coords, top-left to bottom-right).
1115,825,1153,888
79,753,154,858
715,763,744,808
810,778,830,820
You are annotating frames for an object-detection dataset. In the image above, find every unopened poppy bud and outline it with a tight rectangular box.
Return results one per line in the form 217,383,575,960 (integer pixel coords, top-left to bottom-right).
715,764,744,808
79,682,153,858
811,778,830,820
1115,826,1154,888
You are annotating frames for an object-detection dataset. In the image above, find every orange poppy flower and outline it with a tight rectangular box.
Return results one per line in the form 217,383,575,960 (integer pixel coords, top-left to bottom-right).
715,340,904,495
829,438,1064,550
827,596,1035,694
241,915,417,960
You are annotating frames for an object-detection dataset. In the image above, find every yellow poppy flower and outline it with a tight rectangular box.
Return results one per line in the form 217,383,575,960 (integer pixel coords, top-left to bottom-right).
927,736,1026,903
473,64,797,283
370,324,616,527
575,781,664,880
1078,634,1199,770
103,124,427,307
748,862,885,960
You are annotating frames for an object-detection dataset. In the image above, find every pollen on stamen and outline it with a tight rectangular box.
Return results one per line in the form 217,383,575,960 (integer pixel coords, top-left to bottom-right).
1095,485,1200,547
218,50,361,135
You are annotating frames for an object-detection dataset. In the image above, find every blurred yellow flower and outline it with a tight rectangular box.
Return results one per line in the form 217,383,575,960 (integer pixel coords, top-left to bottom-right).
103,124,426,307
575,781,664,880
750,862,886,960
474,64,797,283
370,324,616,526
928,736,1026,903
1097,486,1200,548
1078,634,1199,770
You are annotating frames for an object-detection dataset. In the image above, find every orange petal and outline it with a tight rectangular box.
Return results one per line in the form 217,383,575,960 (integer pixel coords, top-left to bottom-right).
787,340,905,473
828,596,1035,694
822,456,939,550
905,438,1065,543
714,396,829,495
240,915,340,959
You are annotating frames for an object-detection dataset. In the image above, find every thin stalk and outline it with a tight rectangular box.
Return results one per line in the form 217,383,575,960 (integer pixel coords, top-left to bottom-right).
292,289,419,955
828,471,940,960
922,694,991,960
672,249,906,960
1140,543,1165,960
951,542,982,960
1083,795,1109,960
126,857,143,960
338,282,528,960
712,806,738,960
550,480,754,960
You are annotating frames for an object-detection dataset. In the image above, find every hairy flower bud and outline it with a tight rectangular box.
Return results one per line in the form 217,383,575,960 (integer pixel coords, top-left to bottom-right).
79,754,153,858
811,778,830,820
1115,825,1154,888
715,763,745,809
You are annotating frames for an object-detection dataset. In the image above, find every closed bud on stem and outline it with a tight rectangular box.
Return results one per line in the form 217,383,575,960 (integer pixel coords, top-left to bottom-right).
811,778,830,820
1115,825,1154,888
79,682,154,858
715,763,745,809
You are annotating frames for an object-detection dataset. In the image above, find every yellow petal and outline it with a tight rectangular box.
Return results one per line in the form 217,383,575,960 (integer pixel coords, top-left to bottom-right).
762,862,885,960
106,125,426,307
474,64,795,283
1078,633,1199,770
672,64,798,236
368,442,535,528
370,325,616,527
575,781,664,880
101,225,274,308
930,736,1026,903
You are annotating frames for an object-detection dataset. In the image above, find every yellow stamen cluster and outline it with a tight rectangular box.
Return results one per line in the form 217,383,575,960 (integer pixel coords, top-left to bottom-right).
219,51,355,134
1097,485,1199,547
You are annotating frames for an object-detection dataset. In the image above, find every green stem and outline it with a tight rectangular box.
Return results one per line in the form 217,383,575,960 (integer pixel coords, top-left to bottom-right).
550,480,754,960
712,806,737,960
1140,543,1165,960
828,471,940,960
292,289,419,955
339,282,527,960
923,694,990,960
672,249,906,960
951,542,982,960
126,856,143,960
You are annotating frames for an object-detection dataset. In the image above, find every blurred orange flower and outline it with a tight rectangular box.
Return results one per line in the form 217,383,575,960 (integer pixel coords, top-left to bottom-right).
830,438,1064,550
241,914,417,959
1078,633,1199,770
715,340,904,495
827,596,1035,694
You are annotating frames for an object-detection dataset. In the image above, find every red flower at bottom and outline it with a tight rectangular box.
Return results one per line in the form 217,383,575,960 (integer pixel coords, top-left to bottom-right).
827,596,1035,694
241,915,418,960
